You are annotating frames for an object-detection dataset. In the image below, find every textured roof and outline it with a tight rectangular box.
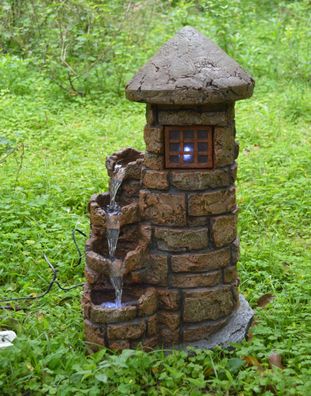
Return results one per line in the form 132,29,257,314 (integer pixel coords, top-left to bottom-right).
126,27,254,105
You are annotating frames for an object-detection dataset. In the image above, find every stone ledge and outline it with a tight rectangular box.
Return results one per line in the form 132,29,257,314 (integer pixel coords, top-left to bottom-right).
173,294,254,350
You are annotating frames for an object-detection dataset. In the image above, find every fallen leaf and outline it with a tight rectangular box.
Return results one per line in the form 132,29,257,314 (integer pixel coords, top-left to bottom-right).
243,355,264,372
257,293,275,308
268,352,284,369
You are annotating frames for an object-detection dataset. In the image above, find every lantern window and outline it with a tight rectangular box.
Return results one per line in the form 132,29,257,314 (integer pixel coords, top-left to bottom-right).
164,126,213,169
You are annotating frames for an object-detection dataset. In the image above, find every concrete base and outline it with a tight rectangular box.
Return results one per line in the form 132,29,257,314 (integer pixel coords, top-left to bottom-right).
175,294,254,350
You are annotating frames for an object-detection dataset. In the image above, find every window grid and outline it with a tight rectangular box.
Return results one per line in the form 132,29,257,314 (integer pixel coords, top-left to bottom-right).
164,126,213,169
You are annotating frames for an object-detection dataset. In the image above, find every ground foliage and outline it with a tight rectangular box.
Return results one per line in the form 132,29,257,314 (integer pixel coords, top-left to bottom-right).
0,0,310,395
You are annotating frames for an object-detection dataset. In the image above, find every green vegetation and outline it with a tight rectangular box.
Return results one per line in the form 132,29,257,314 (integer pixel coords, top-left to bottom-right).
0,1,310,394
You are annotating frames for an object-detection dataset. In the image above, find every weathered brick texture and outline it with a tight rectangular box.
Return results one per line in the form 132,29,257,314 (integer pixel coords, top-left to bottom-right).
188,187,236,216
139,191,186,226
154,227,209,251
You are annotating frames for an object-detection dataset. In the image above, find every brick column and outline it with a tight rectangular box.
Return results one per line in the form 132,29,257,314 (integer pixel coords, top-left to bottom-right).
136,104,240,344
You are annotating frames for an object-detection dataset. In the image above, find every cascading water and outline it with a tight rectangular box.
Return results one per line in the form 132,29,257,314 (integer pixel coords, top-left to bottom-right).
102,163,126,308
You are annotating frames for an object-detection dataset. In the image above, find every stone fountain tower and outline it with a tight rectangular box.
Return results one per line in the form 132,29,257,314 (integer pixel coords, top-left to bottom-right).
83,27,255,352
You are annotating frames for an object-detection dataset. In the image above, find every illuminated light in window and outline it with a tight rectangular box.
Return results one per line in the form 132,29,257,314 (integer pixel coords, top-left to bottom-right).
183,144,194,162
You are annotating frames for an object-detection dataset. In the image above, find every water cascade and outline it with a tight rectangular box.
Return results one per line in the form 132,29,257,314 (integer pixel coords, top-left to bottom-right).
103,164,126,308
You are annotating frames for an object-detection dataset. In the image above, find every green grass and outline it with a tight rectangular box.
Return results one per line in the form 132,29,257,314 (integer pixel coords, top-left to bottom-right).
0,1,311,395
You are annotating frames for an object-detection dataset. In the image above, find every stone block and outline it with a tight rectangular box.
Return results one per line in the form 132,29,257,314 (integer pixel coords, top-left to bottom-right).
224,266,238,284
159,327,180,345
183,317,228,342
108,340,130,351
157,289,180,310
171,168,231,190
141,336,158,350
90,304,137,324
188,187,236,216
145,104,157,125
107,319,146,340
140,190,186,226
231,238,240,264
154,227,209,252
86,251,110,275
158,311,180,331
158,110,228,126
142,170,169,190
138,288,158,316
84,320,105,347
144,126,163,154
171,247,230,273
144,254,168,286
147,314,158,337
144,152,164,170
89,202,106,228
183,286,235,322
230,162,238,183
84,266,99,285
171,271,221,288
214,126,235,167
211,214,237,247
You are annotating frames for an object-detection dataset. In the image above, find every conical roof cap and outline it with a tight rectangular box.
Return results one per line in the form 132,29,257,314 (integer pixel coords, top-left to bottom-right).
126,27,254,105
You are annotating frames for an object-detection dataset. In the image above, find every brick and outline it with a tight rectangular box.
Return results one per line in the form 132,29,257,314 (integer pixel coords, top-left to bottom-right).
144,152,164,170
138,288,158,316
90,303,137,324
144,126,163,154
84,320,105,347
224,266,238,284
145,104,157,125
141,336,158,350
230,162,238,183
171,168,231,190
183,286,235,322
159,327,180,345
84,266,99,285
147,314,158,336
214,126,235,167
187,216,209,226
171,247,230,273
144,254,168,286
89,202,106,228
158,110,229,126
183,318,228,342
231,238,240,264
140,190,186,226
154,227,209,252
157,289,180,310
171,271,221,288
86,251,110,275
142,169,169,190
188,187,236,216
109,339,130,351
211,214,237,247
120,202,140,226
107,319,146,340
158,311,180,331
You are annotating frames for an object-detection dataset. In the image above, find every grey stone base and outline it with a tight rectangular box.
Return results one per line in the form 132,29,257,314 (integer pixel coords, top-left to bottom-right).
175,294,254,351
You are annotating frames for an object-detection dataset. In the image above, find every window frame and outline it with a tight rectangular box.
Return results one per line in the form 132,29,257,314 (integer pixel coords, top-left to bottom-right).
164,125,214,169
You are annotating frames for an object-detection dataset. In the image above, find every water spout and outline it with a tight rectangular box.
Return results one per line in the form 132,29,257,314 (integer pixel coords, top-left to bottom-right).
109,164,126,210
105,206,121,258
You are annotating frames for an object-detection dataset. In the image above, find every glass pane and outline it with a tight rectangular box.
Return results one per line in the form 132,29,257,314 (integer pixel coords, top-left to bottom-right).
198,142,208,151
169,143,180,152
198,130,208,139
169,129,180,140
184,130,194,139
198,155,208,163
182,143,194,163
169,155,179,163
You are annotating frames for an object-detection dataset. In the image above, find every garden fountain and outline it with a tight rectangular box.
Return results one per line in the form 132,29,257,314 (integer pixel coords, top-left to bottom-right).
82,27,255,352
